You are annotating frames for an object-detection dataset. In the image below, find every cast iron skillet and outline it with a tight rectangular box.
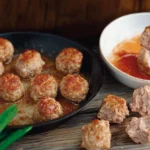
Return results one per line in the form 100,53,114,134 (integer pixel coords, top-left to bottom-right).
0,32,104,132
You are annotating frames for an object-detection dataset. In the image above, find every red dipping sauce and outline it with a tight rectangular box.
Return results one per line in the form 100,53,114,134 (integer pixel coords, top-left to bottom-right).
109,35,150,80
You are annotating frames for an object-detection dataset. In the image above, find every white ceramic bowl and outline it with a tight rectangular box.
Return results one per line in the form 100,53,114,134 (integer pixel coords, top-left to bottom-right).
100,12,150,89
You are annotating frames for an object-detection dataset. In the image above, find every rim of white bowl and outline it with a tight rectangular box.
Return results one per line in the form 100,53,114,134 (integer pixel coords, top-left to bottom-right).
99,12,150,83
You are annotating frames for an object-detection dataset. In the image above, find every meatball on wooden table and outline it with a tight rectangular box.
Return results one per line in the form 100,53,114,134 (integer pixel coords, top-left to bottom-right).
8,45,149,150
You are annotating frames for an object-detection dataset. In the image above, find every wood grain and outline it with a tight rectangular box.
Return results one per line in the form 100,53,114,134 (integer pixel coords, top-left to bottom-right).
7,52,150,150
139,0,150,11
0,0,141,38
0,0,150,149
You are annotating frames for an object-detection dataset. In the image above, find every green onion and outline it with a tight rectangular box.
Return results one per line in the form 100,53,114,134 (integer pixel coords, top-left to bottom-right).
0,104,18,133
0,129,10,141
0,126,32,150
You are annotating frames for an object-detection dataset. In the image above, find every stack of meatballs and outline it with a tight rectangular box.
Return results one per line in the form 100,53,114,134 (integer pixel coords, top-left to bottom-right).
0,38,89,123
80,27,150,150
81,88,150,150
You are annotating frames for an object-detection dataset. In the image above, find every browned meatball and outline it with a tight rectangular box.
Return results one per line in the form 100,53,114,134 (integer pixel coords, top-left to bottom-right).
30,74,58,101
97,94,129,123
0,38,14,63
56,48,83,74
140,26,150,50
32,97,63,122
0,62,4,76
126,116,150,144
15,50,45,78
59,74,89,103
130,85,150,116
81,119,111,150
137,47,150,75
0,73,24,102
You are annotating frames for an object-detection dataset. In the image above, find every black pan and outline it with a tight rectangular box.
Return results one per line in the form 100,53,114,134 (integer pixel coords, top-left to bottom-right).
0,32,104,132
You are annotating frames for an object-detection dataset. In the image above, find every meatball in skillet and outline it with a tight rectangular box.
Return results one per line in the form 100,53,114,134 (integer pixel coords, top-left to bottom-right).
59,74,89,103
15,50,45,78
30,74,58,101
81,119,111,150
32,97,63,122
0,62,4,76
0,38,14,63
130,85,150,116
126,116,150,144
97,94,129,123
56,48,83,74
140,26,150,50
0,73,24,102
137,47,150,75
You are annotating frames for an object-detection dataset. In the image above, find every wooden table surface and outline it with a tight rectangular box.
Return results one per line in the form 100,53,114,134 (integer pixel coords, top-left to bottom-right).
7,46,150,150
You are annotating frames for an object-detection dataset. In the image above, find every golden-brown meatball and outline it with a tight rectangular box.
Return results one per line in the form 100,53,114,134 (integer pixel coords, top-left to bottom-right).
0,38,14,63
0,62,4,76
137,47,150,75
32,97,63,122
56,48,83,74
15,50,45,78
0,73,24,102
97,94,129,123
140,26,150,50
30,74,58,101
81,119,111,150
59,74,89,103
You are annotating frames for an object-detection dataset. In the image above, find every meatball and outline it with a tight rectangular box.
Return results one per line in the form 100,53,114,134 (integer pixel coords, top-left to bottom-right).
32,97,63,122
59,74,89,103
56,48,83,74
97,94,129,123
81,119,111,150
0,73,24,102
0,62,4,76
140,26,150,50
0,38,14,63
15,50,45,78
30,74,58,101
130,85,150,116
137,47,150,75
126,116,150,144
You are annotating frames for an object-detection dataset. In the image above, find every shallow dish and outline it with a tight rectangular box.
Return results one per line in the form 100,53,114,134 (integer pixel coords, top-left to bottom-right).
0,32,104,131
100,12,150,89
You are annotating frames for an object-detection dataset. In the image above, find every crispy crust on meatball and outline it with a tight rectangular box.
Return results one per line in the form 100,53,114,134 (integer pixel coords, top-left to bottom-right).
81,119,111,150
59,74,89,103
15,50,45,78
140,26,150,50
0,62,4,76
56,48,83,74
97,94,129,123
30,74,58,101
0,38,14,63
32,97,63,122
137,47,150,75
0,73,24,102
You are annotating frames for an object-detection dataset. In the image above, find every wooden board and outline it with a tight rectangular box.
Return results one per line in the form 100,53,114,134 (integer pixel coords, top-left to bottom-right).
139,0,150,11
7,49,150,150
0,0,139,38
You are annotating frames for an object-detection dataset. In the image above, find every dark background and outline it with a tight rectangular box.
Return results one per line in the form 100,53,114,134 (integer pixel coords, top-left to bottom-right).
0,0,149,38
